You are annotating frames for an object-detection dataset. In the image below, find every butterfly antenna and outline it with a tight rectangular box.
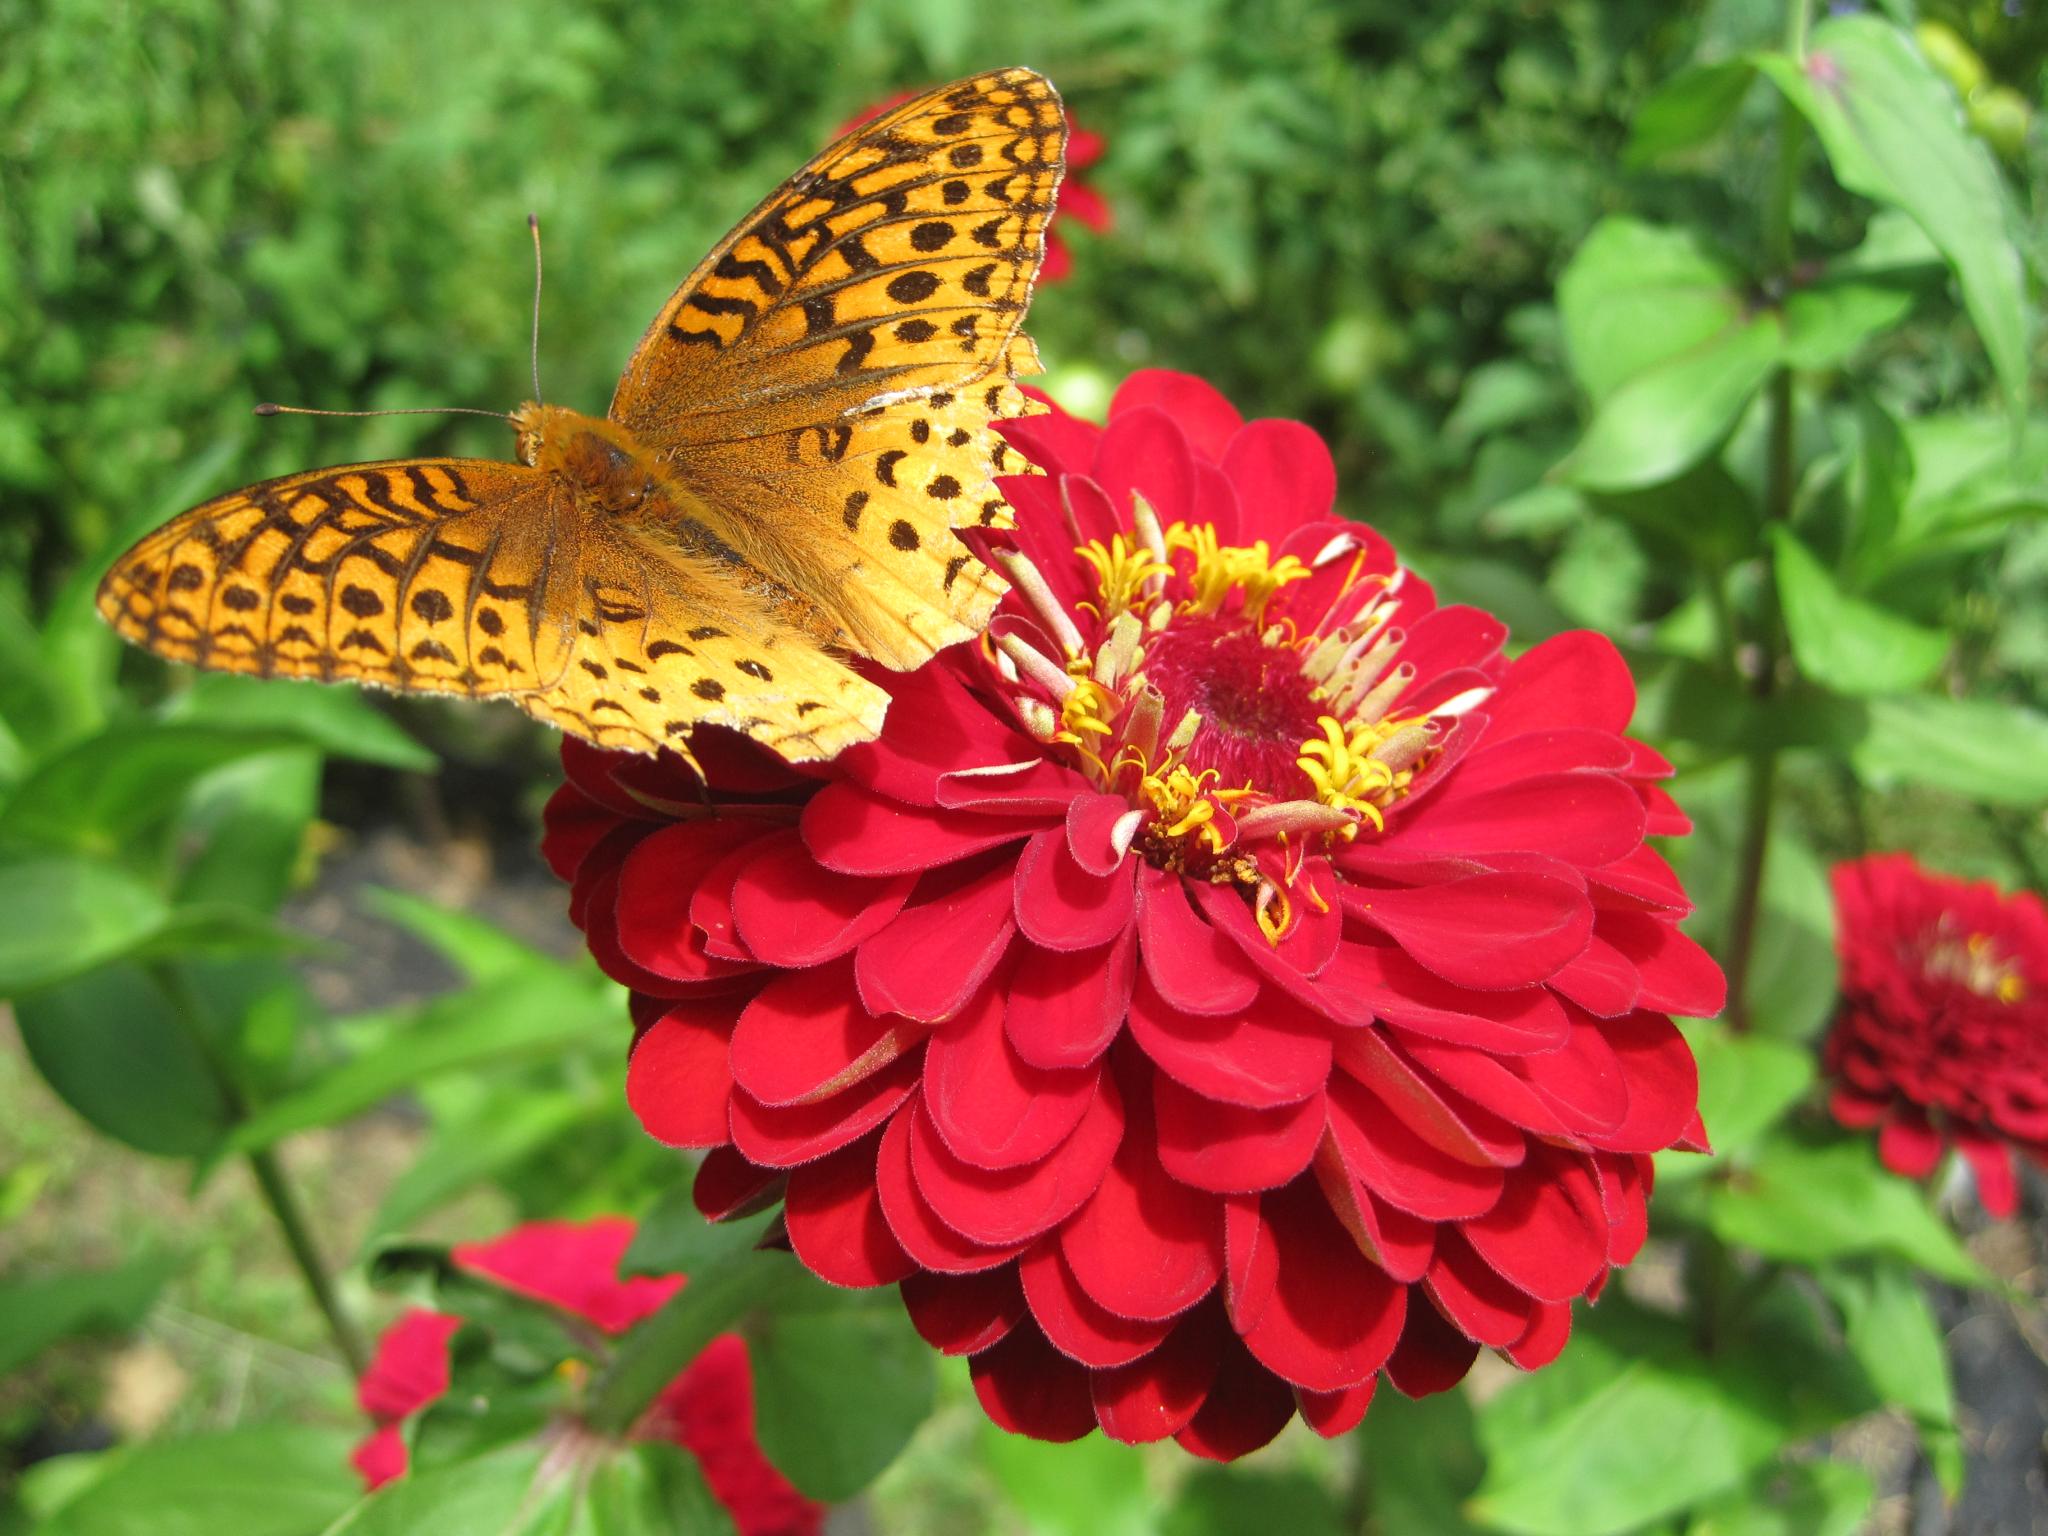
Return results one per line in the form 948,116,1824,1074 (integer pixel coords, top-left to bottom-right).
528,213,545,406
253,404,517,423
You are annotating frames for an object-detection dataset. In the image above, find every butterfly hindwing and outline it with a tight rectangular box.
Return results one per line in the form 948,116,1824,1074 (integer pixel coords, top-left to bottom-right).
610,69,1064,669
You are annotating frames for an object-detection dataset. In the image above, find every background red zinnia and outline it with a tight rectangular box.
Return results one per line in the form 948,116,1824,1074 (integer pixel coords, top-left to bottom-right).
545,369,1721,1457
351,1217,820,1536
1826,853,2048,1218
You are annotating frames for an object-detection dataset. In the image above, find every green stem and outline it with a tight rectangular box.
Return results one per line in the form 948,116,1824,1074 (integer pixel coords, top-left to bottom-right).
1724,0,1812,1030
150,962,368,1374
246,1143,370,1373
584,1249,771,1437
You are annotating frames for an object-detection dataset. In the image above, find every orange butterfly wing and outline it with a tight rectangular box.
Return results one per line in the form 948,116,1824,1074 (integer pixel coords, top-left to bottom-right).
95,460,884,759
608,68,1065,669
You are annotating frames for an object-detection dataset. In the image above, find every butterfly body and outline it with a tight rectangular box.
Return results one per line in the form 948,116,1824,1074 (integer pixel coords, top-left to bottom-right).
98,67,1066,766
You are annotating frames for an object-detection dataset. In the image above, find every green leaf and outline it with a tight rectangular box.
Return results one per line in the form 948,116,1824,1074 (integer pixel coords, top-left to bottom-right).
1849,693,2048,807
361,888,552,986
982,1426,1153,1536
366,1090,592,1242
1443,359,1565,448
14,963,234,1157
0,724,301,854
173,750,322,915
621,1186,775,1279
1558,218,1753,403
223,970,615,1154
1358,1389,1492,1536
1471,1287,1875,1536
1781,271,1919,369
745,1276,938,1501
575,1443,737,1536
36,1425,358,1536
1561,316,1782,491
1684,1461,1874,1536
1704,1134,1988,1284
319,1443,554,1536
0,855,168,995
1160,1468,1346,1536
1757,18,2030,416
0,1254,177,1375
1627,59,1759,166
1771,527,1949,693
1660,1023,1816,1183
1817,1262,1961,1492
1892,411,2048,550
167,674,434,772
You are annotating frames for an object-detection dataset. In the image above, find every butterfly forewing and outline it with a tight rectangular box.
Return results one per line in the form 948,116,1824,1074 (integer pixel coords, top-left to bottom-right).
96,459,886,759
609,68,1065,670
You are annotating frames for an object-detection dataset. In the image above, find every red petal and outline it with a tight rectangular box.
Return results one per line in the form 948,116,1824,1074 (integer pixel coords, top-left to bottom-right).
1093,405,1198,527
352,1424,407,1489
627,1001,738,1148
1592,1152,1651,1266
874,1107,1026,1274
358,1309,460,1421
1014,829,1137,950
1154,1074,1326,1194
1504,1301,1574,1370
1510,1016,1632,1138
1060,1086,1224,1321
802,781,1032,876
1223,1192,1278,1335
1067,792,1137,877
1325,1071,1504,1221
1383,1298,1481,1398
1137,867,1260,1017
1588,1011,1700,1155
730,958,923,1108
1549,934,1642,1017
1219,419,1336,547
1394,605,1509,692
693,1146,783,1222
1955,1128,2019,1218
1879,1106,1945,1178
1297,1378,1378,1437
1128,974,1333,1108
1588,844,1691,913
541,782,622,886
1326,941,1570,1053
728,1048,923,1168
1346,872,1592,990
1238,1178,1406,1391
1173,1338,1297,1461
784,1135,915,1287
1424,1234,1535,1347
1384,772,1647,869
1000,408,1102,479
1107,370,1244,461
1019,1240,1174,1367
1453,730,1635,793
1403,1041,1574,1141
1459,1147,1609,1302
1333,1029,1524,1169
924,988,1101,1169
453,1217,679,1334
1058,179,1113,233
1482,632,1636,742
1092,1300,1228,1443
971,1321,1099,1442
614,820,767,981
839,663,1036,807
857,860,1016,1022
901,1265,1026,1355
938,757,1096,815
730,831,914,966
1004,928,1137,1070
908,1077,1126,1246
1311,1141,1436,1282
1602,914,1727,1017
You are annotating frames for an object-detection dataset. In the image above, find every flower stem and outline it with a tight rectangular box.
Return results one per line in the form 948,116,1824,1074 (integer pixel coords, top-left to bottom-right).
149,962,369,1374
246,1142,370,1374
1724,0,1811,1030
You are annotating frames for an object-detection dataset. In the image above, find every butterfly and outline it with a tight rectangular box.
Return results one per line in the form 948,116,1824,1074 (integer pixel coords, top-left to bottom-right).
97,68,1066,765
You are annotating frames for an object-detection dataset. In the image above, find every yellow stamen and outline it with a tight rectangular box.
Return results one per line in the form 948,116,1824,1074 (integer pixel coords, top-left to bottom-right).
1297,712,1430,838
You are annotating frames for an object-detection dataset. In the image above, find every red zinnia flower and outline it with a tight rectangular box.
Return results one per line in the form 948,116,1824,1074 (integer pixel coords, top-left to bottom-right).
1826,853,2048,1218
351,1217,820,1536
544,370,1720,1458
836,90,1109,282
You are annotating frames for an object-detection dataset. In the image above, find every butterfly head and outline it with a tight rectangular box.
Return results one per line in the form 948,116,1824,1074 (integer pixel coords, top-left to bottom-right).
513,401,661,516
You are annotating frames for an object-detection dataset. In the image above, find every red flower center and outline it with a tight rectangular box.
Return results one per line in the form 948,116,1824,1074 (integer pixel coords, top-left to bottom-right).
1141,614,1327,792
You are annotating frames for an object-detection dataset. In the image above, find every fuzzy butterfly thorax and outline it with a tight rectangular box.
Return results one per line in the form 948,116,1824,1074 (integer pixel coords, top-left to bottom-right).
98,67,1067,766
